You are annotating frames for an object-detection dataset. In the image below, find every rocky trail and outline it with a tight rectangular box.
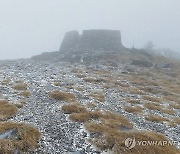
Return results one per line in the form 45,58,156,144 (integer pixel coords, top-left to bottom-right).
0,59,179,154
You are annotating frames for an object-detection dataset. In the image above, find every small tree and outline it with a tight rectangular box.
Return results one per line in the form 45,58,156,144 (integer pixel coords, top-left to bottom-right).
144,41,154,53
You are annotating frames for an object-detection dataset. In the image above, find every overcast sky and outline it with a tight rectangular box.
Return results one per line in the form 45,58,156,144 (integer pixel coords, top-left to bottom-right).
0,0,180,60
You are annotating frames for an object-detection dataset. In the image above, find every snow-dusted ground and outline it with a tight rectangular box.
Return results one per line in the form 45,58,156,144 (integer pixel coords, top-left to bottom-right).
0,59,179,153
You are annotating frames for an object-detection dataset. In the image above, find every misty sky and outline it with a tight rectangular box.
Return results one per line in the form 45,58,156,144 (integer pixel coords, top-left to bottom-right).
0,0,180,60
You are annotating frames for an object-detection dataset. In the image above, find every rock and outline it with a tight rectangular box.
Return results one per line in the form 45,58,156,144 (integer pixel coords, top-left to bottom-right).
0,129,17,140
60,31,80,51
131,60,153,67
60,29,124,52
154,63,173,69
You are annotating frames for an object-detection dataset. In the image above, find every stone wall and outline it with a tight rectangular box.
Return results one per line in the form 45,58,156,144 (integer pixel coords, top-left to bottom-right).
59,29,124,52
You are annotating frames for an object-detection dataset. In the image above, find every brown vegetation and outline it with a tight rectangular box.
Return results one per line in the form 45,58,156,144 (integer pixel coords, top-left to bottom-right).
100,111,133,129
0,100,18,120
161,109,175,115
144,103,175,115
87,93,105,102
1,79,10,85
114,81,129,87
127,99,140,104
86,102,96,108
124,106,143,114
53,82,61,86
13,83,27,90
49,90,77,102
84,78,107,84
145,115,169,123
19,91,31,97
143,95,162,103
129,87,145,95
139,86,160,94
69,112,91,123
86,128,179,154
15,101,26,108
143,102,161,111
61,104,87,114
169,103,180,109
75,87,84,91
76,74,86,78
0,122,41,153
173,117,180,125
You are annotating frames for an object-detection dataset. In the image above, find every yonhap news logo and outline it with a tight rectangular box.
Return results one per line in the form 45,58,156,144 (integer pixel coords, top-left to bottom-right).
125,138,136,149
125,138,180,149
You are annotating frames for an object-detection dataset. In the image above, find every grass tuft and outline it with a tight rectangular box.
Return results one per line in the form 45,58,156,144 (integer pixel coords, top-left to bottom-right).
0,100,18,120
69,112,91,123
61,104,87,114
49,90,77,102
19,91,30,97
124,106,143,114
1,79,10,85
89,129,180,154
87,93,105,102
13,83,27,90
143,95,162,102
145,115,169,123
0,122,41,153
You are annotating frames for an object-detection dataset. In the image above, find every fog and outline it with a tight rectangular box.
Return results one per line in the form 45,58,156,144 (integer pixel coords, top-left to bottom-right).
0,0,180,60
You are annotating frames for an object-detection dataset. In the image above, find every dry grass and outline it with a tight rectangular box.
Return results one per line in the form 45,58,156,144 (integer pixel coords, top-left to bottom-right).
0,100,18,120
76,74,86,78
90,110,103,119
61,97,179,154
173,117,180,125
13,83,27,90
49,90,77,102
143,102,161,111
61,104,87,114
113,81,129,87
87,93,105,102
0,122,41,153
71,68,83,74
129,87,145,95
53,82,61,86
145,115,169,123
129,75,157,87
75,87,84,91
85,122,109,134
15,101,26,108
67,108,102,123
161,109,175,115
102,84,113,89
84,77,107,84
169,103,180,109
86,102,96,108
100,111,133,129
124,106,143,114
65,83,74,89
87,129,179,154
62,103,132,129
1,79,10,85
165,95,179,102
139,86,160,94
69,112,91,123
19,91,31,97
143,95,162,103
127,99,140,104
